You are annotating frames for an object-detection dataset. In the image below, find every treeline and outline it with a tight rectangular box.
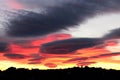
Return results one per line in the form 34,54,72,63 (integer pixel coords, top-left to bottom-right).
0,66,120,80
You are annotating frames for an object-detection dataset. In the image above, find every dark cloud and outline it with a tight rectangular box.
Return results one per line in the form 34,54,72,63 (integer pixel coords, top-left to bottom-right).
18,0,120,11
0,42,9,52
96,52,120,58
41,38,103,54
4,53,26,59
13,40,31,44
89,52,120,59
6,0,120,37
28,62,41,64
90,56,99,58
103,28,120,39
63,57,88,63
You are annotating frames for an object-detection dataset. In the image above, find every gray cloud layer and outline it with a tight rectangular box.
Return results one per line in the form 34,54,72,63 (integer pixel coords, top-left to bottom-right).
103,28,120,39
41,38,103,54
5,0,120,38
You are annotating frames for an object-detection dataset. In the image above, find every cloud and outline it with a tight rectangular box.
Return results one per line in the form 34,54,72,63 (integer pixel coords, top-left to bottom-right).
16,0,59,8
17,0,120,11
103,28,120,39
5,0,120,38
0,42,9,52
44,63,57,68
28,62,41,64
94,52,120,58
0,0,120,69
4,53,26,59
28,54,41,61
7,0,24,9
12,40,32,48
64,52,120,63
88,52,120,60
41,38,103,54
63,57,88,63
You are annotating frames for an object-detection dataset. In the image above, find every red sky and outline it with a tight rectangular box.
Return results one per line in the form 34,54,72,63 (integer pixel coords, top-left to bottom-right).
0,0,120,70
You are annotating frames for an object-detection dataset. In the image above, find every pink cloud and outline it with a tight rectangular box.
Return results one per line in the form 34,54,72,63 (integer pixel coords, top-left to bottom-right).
7,0,24,9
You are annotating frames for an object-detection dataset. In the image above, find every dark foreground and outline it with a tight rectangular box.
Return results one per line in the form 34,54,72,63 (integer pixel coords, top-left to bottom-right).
0,66,120,80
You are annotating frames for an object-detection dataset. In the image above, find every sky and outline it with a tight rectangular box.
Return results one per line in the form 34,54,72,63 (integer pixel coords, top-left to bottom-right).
0,0,120,70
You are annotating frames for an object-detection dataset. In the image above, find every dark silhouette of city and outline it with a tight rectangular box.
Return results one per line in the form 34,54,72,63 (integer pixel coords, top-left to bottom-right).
0,66,120,80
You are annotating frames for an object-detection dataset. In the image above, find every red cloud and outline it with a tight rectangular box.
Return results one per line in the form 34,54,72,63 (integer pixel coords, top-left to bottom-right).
0,33,120,69
44,63,57,68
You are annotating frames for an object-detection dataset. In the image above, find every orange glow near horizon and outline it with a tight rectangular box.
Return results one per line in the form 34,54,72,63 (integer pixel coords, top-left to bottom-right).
0,33,120,70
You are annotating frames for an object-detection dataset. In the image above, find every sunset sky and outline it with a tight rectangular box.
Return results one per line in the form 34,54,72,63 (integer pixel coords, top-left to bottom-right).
0,0,120,70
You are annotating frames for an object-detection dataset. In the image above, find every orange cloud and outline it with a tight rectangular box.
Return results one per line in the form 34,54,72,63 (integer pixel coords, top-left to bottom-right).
0,33,120,70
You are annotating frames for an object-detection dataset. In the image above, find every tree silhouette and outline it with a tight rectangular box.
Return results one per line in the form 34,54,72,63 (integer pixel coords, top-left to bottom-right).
0,66,119,80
